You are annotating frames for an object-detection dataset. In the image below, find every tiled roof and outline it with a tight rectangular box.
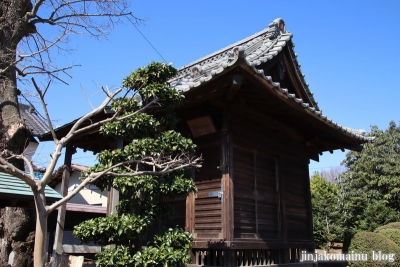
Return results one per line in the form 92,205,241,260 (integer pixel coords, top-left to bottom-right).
19,103,48,136
0,172,62,202
169,18,371,142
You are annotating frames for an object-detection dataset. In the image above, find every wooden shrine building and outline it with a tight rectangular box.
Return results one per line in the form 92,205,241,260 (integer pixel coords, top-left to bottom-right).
40,18,370,267
167,18,370,266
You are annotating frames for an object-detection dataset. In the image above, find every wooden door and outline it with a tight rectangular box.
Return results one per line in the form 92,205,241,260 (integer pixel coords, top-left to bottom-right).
233,143,279,239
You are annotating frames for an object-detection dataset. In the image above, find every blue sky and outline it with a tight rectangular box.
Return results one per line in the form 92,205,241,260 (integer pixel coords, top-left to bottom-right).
25,0,400,173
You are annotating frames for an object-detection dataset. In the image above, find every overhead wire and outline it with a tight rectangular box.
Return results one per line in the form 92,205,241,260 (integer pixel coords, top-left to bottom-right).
17,22,168,129
133,24,168,64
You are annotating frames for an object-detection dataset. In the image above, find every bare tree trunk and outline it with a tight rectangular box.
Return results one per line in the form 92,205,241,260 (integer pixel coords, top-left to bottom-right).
1,1,140,266
0,0,32,149
0,208,11,266
0,42,25,155
0,2,36,266
0,208,35,267
33,191,48,267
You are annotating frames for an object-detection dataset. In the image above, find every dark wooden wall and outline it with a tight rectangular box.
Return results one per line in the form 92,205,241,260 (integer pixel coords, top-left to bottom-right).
284,158,312,241
230,111,313,243
192,137,223,239
232,142,279,239
177,80,314,244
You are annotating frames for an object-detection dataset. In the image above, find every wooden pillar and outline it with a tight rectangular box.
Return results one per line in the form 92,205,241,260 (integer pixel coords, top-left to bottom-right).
220,110,235,267
186,192,195,264
185,192,195,233
53,144,73,253
106,139,123,215
221,111,233,242
304,162,314,242
186,165,195,234
253,150,259,237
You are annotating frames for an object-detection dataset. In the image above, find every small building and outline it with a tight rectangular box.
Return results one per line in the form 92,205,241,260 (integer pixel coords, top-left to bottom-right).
40,18,370,267
49,164,107,207
166,18,369,266
47,164,106,255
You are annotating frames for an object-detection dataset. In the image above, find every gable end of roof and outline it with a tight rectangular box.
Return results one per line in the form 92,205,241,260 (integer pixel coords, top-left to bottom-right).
169,18,371,143
169,18,319,110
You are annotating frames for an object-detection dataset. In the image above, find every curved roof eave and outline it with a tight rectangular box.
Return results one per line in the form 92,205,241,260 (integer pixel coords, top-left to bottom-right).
241,61,372,143
169,18,371,143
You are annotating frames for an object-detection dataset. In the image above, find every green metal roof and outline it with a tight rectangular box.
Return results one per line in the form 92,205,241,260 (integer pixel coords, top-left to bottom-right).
0,172,62,207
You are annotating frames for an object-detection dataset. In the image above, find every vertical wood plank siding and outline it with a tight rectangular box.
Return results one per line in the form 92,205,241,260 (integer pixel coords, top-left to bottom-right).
283,158,310,240
257,153,280,239
233,142,279,239
231,113,312,242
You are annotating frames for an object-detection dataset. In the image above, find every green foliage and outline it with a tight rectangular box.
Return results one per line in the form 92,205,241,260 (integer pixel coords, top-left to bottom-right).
122,62,177,90
121,62,182,130
338,122,400,240
100,112,159,139
110,97,142,113
74,62,197,267
74,213,152,245
93,131,196,169
375,222,400,233
377,229,400,247
348,232,400,267
95,228,192,267
357,201,399,233
310,173,343,248
100,62,183,141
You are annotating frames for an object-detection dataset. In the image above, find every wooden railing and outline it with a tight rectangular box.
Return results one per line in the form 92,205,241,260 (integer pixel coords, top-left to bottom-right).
190,248,304,267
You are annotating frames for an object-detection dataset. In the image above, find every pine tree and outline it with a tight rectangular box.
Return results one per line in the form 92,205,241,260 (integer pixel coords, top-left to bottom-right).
310,173,343,248
338,121,400,247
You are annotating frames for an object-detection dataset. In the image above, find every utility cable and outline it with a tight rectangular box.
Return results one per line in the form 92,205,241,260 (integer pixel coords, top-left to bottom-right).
133,24,168,64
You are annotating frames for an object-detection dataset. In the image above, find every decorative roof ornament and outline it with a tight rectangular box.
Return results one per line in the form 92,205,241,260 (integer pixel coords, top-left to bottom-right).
168,18,372,142
268,18,286,38
169,19,288,91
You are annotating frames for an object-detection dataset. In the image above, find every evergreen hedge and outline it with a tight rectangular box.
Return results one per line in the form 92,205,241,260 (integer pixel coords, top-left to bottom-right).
348,232,400,267
375,222,400,233
376,229,400,248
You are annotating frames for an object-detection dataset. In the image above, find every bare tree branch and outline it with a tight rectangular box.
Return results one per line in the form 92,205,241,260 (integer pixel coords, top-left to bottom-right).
31,78,58,142
26,0,46,20
80,84,95,109
46,155,202,213
0,1,146,266
63,88,122,138
1,0,143,89
1,31,66,75
70,97,158,137
0,154,37,188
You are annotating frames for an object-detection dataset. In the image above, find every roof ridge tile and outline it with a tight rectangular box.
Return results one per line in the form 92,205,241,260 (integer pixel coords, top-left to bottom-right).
168,18,371,142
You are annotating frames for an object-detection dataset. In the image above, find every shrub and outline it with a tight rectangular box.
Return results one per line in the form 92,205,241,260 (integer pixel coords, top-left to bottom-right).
377,229,400,247
348,232,400,267
375,222,400,233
